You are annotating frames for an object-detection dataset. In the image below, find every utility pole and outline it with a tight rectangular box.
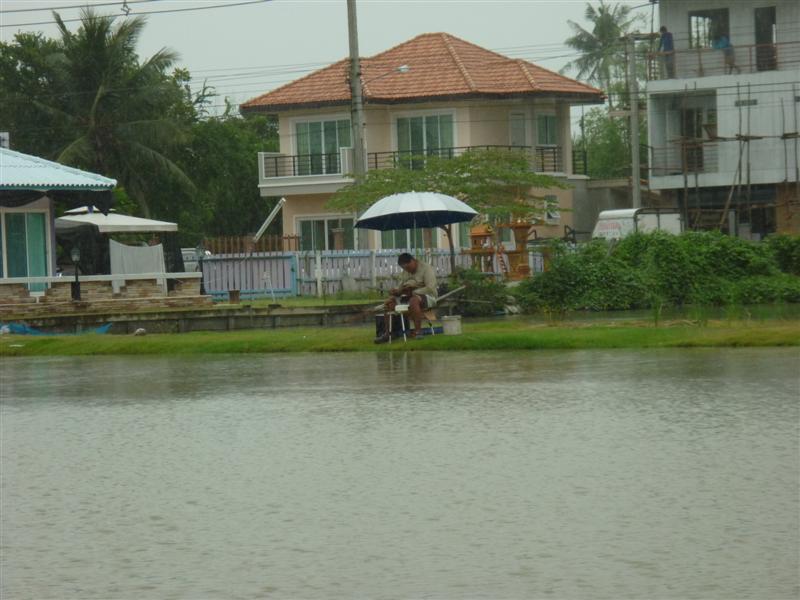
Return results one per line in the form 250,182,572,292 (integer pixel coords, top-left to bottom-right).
627,34,641,208
347,0,366,177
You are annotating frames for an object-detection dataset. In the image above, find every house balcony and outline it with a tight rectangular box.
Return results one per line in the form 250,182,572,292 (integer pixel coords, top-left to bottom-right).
650,141,719,178
258,145,586,195
647,40,800,81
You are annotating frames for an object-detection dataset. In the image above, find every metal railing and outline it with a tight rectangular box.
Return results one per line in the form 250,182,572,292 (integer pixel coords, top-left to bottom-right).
647,40,800,81
572,149,587,175
367,145,566,173
261,144,576,181
261,151,346,178
650,141,719,176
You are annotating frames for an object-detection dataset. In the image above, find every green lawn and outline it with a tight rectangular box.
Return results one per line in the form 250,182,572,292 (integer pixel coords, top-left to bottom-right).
2,319,798,357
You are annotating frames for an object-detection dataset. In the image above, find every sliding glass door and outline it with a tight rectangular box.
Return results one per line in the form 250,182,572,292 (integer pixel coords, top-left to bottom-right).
396,114,454,169
295,119,351,175
299,217,355,251
3,212,48,291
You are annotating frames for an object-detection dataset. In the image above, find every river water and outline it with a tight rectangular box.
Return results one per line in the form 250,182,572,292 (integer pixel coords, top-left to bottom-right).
1,349,798,600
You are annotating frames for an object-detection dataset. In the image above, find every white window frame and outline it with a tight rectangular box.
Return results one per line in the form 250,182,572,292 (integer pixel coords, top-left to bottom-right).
509,110,530,147
536,112,558,147
0,203,53,286
287,113,350,177
289,112,352,156
390,108,458,152
295,213,358,251
544,195,560,224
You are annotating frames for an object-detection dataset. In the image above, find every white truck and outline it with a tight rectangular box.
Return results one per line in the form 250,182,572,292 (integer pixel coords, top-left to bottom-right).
592,208,683,240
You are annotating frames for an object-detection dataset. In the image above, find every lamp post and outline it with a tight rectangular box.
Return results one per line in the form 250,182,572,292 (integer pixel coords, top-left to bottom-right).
70,246,81,301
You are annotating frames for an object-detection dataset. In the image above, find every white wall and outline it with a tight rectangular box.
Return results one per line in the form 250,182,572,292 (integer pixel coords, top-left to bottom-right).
660,0,800,49
648,69,799,190
274,97,579,157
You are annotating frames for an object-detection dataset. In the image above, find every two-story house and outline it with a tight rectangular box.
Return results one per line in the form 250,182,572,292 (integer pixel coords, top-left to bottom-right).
240,32,603,251
647,0,800,237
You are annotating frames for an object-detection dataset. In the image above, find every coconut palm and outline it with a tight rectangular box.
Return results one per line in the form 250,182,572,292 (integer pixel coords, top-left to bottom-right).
561,1,641,108
36,9,194,216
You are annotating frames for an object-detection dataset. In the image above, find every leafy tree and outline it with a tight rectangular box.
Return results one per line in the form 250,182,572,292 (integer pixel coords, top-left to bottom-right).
327,148,565,271
148,114,280,245
574,106,647,179
0,33,67,158
561,1,642,108
0,9,194,216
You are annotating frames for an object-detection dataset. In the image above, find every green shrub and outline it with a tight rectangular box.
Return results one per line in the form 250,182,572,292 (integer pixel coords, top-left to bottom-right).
514,240,647,313
765,234,800,275
447,268,508,317
515,231,800,314
731,274,800,304
680,231,776,278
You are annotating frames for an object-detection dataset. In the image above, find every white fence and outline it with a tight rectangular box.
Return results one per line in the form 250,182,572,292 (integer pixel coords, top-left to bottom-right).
201,249,545,299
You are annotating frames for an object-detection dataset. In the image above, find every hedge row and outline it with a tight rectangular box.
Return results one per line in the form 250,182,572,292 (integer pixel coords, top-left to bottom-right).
514,232,800,313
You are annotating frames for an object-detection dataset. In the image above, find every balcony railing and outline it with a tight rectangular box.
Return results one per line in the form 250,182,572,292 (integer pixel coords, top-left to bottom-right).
647,40,800,81
650,141,719,176
261,151,348,178
260,144,582,183
366,145,567,173
572,149,587,176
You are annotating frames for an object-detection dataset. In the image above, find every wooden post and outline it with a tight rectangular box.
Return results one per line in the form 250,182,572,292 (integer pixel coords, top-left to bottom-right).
315,251,323,297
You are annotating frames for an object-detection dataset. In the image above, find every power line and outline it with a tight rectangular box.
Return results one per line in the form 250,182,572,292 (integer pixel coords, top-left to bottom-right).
10,85,798,141
0,0,157,14
0,0,272,28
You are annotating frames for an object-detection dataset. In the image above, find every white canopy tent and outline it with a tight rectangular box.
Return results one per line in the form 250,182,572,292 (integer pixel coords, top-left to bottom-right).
55,206,177,234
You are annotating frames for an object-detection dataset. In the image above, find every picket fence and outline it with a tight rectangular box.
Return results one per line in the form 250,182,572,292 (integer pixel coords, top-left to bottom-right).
200,249,545,300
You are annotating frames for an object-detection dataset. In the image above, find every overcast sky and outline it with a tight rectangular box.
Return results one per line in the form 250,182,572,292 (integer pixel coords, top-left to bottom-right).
0,0,657,113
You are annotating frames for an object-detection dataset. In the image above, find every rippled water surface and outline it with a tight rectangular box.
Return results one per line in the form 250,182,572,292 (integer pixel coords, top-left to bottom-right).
2,349,799,599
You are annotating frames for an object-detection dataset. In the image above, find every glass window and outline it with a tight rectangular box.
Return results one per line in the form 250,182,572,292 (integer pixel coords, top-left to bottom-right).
689,9,729,49
299,217,356,251
425,115,440,154
381,228,428,250
295,118,351,175
5,213,28,277
26,213,47,276
545,195,560,224
3,211,48,291
537,115,557,145
327,218,354,251
299,219,324,251
397,114,454,168
510,113,527,147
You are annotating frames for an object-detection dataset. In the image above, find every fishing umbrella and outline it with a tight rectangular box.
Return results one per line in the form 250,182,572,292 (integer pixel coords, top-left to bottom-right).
355,191,477,231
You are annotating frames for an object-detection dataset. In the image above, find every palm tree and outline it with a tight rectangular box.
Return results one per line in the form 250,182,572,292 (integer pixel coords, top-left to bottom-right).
37,9,194,216
561,1,641,108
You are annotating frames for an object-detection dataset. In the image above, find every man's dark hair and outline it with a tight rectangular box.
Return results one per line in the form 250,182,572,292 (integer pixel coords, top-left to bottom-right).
397,253,415,266
660,26,667,33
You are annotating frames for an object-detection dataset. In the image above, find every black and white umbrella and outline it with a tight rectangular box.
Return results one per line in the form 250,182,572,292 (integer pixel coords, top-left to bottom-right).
355,191,477,231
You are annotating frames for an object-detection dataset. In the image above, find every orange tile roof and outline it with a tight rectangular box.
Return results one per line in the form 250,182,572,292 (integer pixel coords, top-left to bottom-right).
241,32,603,113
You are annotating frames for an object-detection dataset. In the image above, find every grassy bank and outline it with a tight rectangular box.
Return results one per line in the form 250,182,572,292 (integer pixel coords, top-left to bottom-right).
2,318,798,357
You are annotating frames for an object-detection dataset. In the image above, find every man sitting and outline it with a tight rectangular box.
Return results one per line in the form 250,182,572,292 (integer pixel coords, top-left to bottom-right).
375,252,437,343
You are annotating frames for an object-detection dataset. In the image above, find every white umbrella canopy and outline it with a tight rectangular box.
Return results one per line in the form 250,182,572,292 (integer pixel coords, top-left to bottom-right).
355,191,477,231
55,206,178,234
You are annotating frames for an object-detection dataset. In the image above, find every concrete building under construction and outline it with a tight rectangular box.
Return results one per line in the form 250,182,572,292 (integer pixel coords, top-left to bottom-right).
646,0,800,237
